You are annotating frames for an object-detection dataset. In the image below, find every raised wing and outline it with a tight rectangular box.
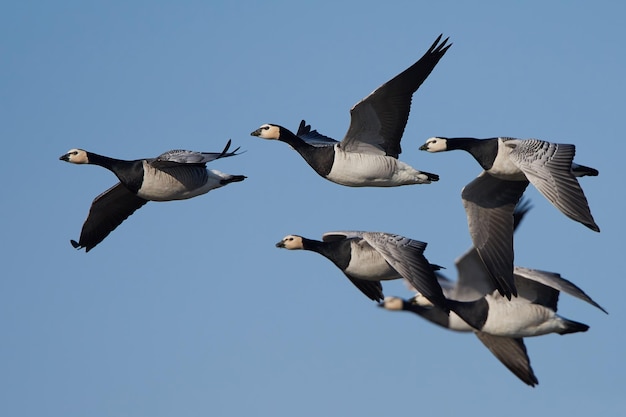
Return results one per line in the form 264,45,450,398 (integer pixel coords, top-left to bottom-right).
296,120,338,147
342,35,451,157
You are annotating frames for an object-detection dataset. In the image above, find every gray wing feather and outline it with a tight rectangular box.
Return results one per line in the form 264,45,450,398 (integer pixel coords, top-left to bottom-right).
453,197,534,301
505,139,599,232
152,139,242,167
322,231,365,242
461,172,529,299
361,232,448,311
344,277,384,302
513,277,560,311
514,267,608,314
453,247,495,301
72,183,148,252
296,120,339,147
474,333,538,387
342,35,451,157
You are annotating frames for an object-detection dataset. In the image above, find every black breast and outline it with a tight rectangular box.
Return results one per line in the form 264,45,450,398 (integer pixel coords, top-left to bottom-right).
319,238,352,271
296,145,335,178
448,298,489,330
112,160,145,194
466,138,499,171
406,303,451,329
302,236,353,271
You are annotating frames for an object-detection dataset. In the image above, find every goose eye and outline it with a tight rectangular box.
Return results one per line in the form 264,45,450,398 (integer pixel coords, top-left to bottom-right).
263,126,270,130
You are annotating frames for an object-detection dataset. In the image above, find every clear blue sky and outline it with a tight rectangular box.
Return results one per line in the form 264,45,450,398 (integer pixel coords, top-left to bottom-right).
2,1,624,416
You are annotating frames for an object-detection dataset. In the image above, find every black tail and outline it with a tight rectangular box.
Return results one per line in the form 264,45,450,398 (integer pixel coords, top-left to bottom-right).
558,318,589,335
572,163,599,177
421,171,439,182
220,175,247,185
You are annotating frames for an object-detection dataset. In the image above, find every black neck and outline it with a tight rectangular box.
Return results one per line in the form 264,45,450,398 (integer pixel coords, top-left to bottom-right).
402,301,451,329
301,237,350,270
86,152,144,193
447,137,499,171
278,128,312,149
85,152,127,169
279,128,335,177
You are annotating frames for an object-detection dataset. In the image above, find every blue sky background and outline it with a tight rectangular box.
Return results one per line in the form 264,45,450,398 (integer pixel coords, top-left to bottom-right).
2,1,624,416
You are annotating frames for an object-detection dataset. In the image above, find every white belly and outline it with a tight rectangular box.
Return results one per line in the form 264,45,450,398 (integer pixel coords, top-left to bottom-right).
138,164,223,201
481,296,559,337
326,150,429,187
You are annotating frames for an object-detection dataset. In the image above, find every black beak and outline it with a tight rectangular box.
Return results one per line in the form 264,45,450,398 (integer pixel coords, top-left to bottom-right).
251,128,262,137
275,241,285,248
418,144,428,151
59,153,70,161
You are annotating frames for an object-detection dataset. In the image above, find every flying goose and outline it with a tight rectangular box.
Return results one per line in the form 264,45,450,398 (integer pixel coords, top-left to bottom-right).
275,231,447,309
382,265,605,387
60,140,246,252
419,136,599,298
251,34,451,187
380,295,539,386
380,202,606,386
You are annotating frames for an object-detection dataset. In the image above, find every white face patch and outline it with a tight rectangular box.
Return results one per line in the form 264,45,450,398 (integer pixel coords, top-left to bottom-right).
64,149,89,164
421,137,448,152
279,235,304,250
256,124,281,140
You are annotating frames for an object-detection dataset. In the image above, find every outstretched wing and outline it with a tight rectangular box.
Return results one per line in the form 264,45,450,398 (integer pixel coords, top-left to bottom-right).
342,35,451,157
71,183,148,252
514,267,608,314
453,197,534,301
474,333,538,387
461,172,529,299
504,138,599,232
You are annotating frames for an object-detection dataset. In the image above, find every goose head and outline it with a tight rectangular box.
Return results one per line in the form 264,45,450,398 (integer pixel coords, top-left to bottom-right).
59,149,89,164
275,235,304,250
419,137,449,152
251,124,282,140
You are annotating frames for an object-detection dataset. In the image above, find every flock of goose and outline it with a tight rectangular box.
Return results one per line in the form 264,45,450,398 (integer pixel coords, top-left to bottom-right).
60,34,605,387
